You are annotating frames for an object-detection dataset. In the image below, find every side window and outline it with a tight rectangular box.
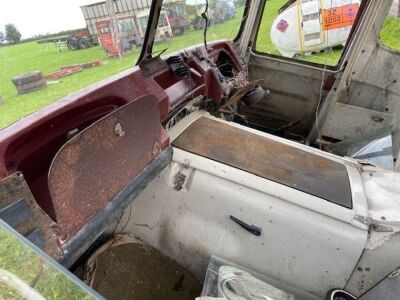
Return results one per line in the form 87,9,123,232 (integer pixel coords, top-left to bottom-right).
380,0,400,51
255,0,362,66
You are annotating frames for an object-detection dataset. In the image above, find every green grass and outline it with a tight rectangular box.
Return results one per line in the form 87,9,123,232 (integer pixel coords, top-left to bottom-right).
0,8,245,129
380,16,400,50
0,4,398,129
0,227,94,299
0,43,140,128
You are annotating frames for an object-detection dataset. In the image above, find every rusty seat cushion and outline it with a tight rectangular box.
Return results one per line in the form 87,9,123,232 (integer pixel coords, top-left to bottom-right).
172,117,352,209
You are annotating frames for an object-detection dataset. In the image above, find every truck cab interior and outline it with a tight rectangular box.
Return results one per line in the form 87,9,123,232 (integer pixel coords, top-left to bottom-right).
1,0,400,299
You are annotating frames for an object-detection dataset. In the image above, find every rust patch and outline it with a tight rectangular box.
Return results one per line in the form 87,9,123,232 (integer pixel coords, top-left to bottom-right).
219,79,264,110
371,114,385,123
0,172,62,259
48,95,163,241
172,117,352,208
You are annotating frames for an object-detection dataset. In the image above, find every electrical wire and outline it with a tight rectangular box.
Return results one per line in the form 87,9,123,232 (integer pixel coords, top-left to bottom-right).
119,205,132,233
201,0,209,55
111,210,125,235
314,0,333,148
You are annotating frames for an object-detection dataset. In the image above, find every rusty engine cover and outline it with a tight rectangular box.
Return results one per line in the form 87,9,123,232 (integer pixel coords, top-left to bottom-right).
48,95,163,241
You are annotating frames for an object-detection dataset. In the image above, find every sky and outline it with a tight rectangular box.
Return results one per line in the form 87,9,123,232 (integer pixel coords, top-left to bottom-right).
0,0,99,38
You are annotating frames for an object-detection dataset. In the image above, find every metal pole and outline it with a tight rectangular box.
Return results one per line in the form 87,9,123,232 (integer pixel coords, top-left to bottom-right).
106,0,122,59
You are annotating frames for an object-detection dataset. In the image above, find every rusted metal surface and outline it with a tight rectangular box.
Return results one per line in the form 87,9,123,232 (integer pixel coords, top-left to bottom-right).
48,95,163,241
173,117,352,208
219,79,264,110
0,172,62,259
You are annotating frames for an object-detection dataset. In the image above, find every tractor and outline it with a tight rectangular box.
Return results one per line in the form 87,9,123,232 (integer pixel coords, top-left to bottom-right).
66,30,96,51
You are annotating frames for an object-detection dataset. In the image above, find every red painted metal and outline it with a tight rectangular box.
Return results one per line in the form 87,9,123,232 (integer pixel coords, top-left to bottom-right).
46,66,83,80
46,61,104,80
0,41,243,224
60,61,103,70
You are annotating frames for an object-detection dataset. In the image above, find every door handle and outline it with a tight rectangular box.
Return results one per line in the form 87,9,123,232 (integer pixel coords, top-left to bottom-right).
230,215,262,237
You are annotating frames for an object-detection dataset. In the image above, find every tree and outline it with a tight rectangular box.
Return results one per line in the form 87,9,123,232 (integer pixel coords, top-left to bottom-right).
5,24,22,43
0,31,4,43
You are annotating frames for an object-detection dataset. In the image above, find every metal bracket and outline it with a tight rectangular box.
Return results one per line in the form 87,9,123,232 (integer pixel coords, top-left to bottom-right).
354,215,394,232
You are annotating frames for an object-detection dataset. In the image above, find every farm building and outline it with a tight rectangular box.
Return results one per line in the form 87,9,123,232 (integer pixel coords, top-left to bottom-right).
81,0,185,35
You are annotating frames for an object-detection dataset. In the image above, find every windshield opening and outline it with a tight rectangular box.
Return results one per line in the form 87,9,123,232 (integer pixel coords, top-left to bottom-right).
152,0,247,55
0,0,152,130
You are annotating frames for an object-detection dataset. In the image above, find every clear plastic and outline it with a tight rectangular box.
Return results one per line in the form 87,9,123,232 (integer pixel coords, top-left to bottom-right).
200,256,296,300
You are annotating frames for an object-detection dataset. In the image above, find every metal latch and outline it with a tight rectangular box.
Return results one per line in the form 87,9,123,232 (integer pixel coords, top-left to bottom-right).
173,160,191,191
354,215,393,232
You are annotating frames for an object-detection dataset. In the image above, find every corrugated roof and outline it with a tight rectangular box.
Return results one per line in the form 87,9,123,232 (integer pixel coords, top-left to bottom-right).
80,0,106,7
81,0,184,7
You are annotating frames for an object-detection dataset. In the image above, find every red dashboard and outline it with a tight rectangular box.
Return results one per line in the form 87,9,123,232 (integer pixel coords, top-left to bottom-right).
0,41,244,221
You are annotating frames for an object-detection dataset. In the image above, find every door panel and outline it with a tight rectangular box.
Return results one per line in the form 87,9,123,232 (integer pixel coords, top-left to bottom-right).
242,54,329,137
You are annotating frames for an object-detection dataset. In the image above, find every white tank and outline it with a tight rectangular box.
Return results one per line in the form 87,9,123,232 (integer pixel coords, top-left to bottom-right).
270,0,361,58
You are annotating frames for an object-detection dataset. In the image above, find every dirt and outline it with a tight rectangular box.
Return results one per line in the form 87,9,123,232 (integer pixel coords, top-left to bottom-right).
90,242,202,300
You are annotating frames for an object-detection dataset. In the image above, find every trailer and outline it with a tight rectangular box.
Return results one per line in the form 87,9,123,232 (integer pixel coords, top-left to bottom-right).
36,30,98,52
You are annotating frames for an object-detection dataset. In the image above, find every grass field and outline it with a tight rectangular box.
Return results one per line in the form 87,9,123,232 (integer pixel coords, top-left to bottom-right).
380,16,400,50
0,43,140,128
0,8,244,129
0,3,398,129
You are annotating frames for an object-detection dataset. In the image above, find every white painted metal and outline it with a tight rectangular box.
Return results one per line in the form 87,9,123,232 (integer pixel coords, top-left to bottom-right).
308,1,400,154
301,1,324,48
345,164,400,296
362,167,400,225
239,0,260,57
390,0,400,17
320,102,394,141
113,111,370,298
